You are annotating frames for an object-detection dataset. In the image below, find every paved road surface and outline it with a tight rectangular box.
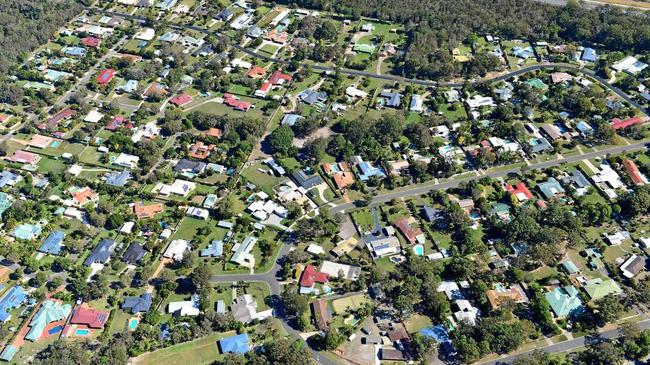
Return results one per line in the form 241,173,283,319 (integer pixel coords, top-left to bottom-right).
331,140,649,214
477,319,650,365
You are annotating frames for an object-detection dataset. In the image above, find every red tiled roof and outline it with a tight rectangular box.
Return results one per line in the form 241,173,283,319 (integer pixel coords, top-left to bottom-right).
223,94,251,111
300,265,329,287
80,37,101,47
39,108,76,130
9,150,40,164
611,116,646,130
70,304,109,329
246,66,266,78
269,70,292,84
505,182,533,201
170,92,192,106
394,217,423,244
258,81,272,93
96,68,116,85
623,159,646,185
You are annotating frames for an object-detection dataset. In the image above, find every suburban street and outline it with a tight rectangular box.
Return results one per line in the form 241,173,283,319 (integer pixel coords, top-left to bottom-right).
85,6,650,365
476,318,650,365
331,140,650,214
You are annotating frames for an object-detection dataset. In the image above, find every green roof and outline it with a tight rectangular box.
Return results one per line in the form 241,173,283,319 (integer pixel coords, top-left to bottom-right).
525,78,547,90
583,278,622,300
0,193,12,218
562,260,579,274
353,43,376,54
545,285,583,317
0,345,17,361
25,300,71,342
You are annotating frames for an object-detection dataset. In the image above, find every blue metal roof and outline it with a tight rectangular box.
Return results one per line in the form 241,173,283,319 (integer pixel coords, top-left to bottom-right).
38,231,65,255
105,170,131,187
122,293,153,313
219,333,250,354
84,239,115,266
0,286,27,322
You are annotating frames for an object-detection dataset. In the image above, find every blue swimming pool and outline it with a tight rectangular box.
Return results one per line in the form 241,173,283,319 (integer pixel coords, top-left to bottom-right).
50,141,61,148
413,244,424,256
75,329,90,336
128,318,139,330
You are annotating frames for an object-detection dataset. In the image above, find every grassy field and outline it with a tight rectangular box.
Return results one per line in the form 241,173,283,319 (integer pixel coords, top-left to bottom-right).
331,293,370,314
135,331,236,365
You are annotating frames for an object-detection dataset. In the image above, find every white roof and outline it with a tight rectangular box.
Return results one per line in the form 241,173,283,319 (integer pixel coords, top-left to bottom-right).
83,109,104,123
67,164,83,176
113,153,139,168
164,240,190,261
120,221,135,233
306,244,325,255
135,28,155,41
168,300,200,316
612,56,648,74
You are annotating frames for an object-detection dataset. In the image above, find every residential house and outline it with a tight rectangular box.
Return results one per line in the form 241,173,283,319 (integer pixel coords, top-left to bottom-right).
163,240,190,261
168,294,200,316
230,294,272,323
486,285,527,310
620,254,646,278
133,201,164,220
123,242,146,265
311,299,331,331
299,264,329,294
25,300,71,342
292,170,324,189
69,304,109,329
583,278,622,300
38,231,65,255
84,239,116,266
537,177,566,200
230,236,257,266
393,217,425,245
219,333,250,354
122,293,153,314
545,285,583,318
623,159,648,186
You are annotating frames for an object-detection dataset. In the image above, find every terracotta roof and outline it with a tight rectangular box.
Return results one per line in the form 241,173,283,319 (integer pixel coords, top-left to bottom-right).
246,66,266,78
623,159,646,185
394,217,424,244
133,201,164,220
333,172,355,190
206,128,223,138
96,69,116,85
72,187,97,205
299,264,329,287
486,286,526,310
268,70,292,84
505,182,533,201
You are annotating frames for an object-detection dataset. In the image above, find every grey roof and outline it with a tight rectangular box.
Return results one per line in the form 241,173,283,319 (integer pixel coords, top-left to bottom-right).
174,159,206,174
105,170,131,187
216,8,233,21
380,91,402,108
530,137,553,154
298,90,327,105
122,293,153,313
564,169,591,189
292,170,323,189
84,239,115,266
422,206,442,222
123,242,146,265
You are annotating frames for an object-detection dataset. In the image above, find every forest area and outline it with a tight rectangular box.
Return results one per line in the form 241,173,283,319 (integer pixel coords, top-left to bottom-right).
275,0,650,78
0,0,83,73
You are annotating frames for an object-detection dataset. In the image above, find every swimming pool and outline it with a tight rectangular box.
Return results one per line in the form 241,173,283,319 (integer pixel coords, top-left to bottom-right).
128,318,139,331
413,244,424,256
50,141,61,148
75,329,90,336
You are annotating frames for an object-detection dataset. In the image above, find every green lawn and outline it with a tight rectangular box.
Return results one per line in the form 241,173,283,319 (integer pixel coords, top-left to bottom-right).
240,162,283,195
135,331,237,365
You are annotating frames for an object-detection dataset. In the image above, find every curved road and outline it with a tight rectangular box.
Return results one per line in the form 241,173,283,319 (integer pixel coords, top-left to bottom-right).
86,6,650,364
